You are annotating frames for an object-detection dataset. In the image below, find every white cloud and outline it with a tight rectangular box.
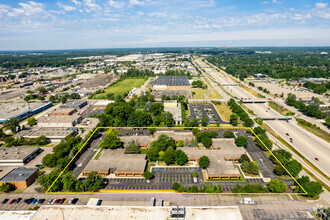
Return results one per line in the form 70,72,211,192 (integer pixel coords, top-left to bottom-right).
57,3,76,12
0,4,10,18
272,0,281,4
7,1,47,17
315,3,327,8
262,1,269,5
130,0,145,6
71,0,81,6
108,0,125,8
291,13,311,20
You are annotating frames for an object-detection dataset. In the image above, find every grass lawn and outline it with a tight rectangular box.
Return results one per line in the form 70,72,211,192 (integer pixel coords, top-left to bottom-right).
203,78,222,99
296,118,330,143
268,101,293,116
213,102,232,122
93,78,146,99
239,84,264,98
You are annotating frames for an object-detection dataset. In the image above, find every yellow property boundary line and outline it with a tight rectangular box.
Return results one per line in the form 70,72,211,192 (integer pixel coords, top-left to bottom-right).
46,127,307,195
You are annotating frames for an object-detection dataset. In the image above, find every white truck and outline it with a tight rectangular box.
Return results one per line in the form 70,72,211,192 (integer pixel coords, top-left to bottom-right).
240,197,255,205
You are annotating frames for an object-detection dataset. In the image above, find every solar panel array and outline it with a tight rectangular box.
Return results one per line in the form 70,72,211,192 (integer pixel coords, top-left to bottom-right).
154,75,190,86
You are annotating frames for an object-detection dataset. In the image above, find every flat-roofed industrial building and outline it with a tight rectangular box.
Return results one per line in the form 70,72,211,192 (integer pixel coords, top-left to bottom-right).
37,115,82,128
0,147,43,166
82,149,147,177
181,139,246,179
15,127,78,142
0,102,52,123
0,167,39,188
153,76,191,90
60,100,87,109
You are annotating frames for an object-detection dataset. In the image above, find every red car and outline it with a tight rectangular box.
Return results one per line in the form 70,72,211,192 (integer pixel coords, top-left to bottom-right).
315,158,319,161
9,199,16,204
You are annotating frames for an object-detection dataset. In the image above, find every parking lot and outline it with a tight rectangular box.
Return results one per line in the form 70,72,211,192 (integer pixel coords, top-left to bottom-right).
189,102,228,124
106,167,203,190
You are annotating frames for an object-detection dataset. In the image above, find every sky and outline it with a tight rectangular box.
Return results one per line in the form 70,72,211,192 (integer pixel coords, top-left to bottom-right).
0,0,330,50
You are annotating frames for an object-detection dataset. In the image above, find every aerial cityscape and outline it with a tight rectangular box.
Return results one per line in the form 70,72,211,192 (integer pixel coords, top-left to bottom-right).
0,0,329,220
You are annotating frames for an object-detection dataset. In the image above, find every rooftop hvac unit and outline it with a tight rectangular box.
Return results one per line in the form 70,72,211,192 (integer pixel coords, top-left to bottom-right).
18,173,24,176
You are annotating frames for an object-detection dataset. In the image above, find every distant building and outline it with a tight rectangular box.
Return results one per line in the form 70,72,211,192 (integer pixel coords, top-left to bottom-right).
0,167,38,188
15,127,78,142
50,108,76,116
153,76,191,90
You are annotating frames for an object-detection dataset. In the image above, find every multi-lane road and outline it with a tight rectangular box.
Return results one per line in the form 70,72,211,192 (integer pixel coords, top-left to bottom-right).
195,58,330,187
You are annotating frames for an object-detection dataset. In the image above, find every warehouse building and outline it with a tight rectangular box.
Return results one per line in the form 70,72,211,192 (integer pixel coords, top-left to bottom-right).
0,102,52,123
50,108,76,116
0,167,39,188
0,147,43,166
153,76,191,90
37,115,82,128
82,150,147,177
16,127,78,142
60,100,87,109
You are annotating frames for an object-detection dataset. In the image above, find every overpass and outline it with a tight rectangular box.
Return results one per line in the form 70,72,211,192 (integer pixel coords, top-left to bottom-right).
242,99,267,103
261,117,293,120
220,83,239,86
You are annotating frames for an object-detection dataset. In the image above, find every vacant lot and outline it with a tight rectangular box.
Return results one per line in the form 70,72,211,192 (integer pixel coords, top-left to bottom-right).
94,78,146,99
192,78,222,99
213,102,232,122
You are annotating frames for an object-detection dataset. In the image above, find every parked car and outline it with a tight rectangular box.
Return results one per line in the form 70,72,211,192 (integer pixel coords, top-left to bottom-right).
2,199,9,204
9,199,16,205
71,198,78,204
24,198,33,204
315,157,319,161
59,198,66,204
15,198,22,204
38,199,45,204
285,133,289,136
47,199,52,205
51,199,56,205
31,199,38,204
54,199,60,204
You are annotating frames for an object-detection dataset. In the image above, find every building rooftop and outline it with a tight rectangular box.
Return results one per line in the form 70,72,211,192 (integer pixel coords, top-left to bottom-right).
16,127,77,138
50,108,76,115
0,167,38,182
83,150,147,173
0,147,40,161
0,102,47,120
38,115,82,124
154,75,190,86
60,100,87,109
154,130,194,141
120,136,155,147
31,206,243,220
181,140,245,176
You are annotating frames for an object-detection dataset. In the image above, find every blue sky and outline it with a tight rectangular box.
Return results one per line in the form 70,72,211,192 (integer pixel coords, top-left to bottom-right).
0,0,330,50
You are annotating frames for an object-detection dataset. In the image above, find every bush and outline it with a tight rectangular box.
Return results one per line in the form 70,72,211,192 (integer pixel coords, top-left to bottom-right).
238,154,250,163
241,161,259,175
143,171,153,180
0,183,15,192
174,150,188,166
172,182,180,191
223,131,235,138
192,172,198,177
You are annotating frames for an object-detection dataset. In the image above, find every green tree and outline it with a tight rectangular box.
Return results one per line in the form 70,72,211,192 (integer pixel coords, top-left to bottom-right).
176,140,184,147
172,182,181,191
326,117,330,127
199,155,210,169
0,183,14,192
124,141,140,154
274,165,286,176
174,149,188,166
165,112,174,127
269,149,292,165
37,87,46,94
163,147,175,165
201,115,208,127
253,126,266,135
244,118,254,127
82,171,103,192
286,160,302,177
201,136,212,148
149,103,164,116
235,136,248,147
191,138,198,147
62,172,77,191
241,161,259,175
27,117,37,126
0,129,5,140
230,114,239,126
4,118,20,133
223,131,235,138
147,147,159,161
99,129,121,149
267,179,287,193
295,176,323,198
143,171,154,180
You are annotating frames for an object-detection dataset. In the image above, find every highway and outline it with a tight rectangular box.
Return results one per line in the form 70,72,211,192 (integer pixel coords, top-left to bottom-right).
195,58,330,186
